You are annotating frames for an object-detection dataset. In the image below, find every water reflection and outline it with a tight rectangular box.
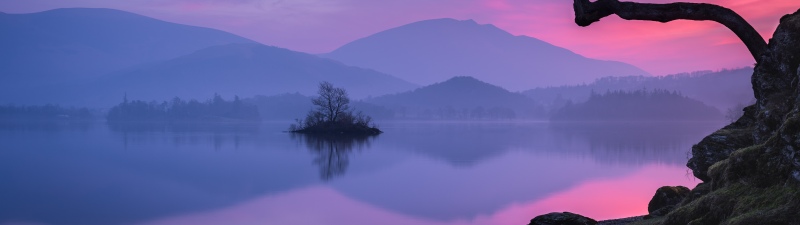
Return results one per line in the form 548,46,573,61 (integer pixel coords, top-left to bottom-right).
292,133,377,181
106,122,261,150
0,120,94,132
548,122,724,165
0,121,723,225
377,121,723,167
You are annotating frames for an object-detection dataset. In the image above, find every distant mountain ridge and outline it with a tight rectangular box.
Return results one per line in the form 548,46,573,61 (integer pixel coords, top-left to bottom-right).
367,76,544,119
0,8,255,81
323,18,649,90
0,8,257,104
68,43,417,106
0,8,417,106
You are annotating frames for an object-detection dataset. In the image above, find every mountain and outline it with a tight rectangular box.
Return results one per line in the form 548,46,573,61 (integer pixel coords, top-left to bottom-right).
367,76,544,119
322,18,649,90
0,8,255,102
66,43,417,107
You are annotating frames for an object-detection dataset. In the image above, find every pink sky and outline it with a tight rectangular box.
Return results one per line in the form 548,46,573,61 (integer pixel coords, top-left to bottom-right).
0,0,798,75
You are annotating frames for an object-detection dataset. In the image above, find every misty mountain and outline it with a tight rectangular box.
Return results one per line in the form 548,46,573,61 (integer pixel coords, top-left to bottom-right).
44,43,417,107
523,68,754,113
322,18,648,90
367,76,544,119
551,89,723,122
0,8,255,90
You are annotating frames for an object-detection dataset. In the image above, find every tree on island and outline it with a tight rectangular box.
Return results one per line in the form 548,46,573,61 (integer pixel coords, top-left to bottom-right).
529,1,800,225
290,82,381,135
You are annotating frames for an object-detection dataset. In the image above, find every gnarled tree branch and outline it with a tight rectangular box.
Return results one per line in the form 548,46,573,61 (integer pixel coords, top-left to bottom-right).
573,0,767,61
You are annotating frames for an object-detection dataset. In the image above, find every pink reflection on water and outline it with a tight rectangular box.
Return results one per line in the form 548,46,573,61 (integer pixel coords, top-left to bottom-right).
138,186,446,225
489,163,699,223
139,164,697,225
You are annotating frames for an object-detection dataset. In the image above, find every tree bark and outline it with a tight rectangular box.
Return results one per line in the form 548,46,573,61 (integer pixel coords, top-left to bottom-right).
572,0,767,61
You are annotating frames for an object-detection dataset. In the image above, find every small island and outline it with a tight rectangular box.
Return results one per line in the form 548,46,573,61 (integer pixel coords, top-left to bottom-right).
290,82,381,135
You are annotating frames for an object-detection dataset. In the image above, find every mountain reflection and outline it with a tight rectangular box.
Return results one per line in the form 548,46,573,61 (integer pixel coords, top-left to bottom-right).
547,122,723,165
292,133,376,181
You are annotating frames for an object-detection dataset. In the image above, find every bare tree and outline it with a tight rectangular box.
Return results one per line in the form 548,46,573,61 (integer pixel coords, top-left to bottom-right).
311,81,350,123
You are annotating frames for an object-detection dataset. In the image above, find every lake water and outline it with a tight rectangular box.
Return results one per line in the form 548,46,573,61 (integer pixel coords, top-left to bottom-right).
0,121,724,225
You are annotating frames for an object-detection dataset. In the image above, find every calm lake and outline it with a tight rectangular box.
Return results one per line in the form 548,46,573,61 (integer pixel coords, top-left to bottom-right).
0,121,724,225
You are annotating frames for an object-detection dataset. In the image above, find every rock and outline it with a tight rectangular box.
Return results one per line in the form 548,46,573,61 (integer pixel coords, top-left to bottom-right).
647,186,690,215
529,212,598,225
649,205,676,217
680,182,711,205
686,107,756,181
597,216,646,225
662,9,800,225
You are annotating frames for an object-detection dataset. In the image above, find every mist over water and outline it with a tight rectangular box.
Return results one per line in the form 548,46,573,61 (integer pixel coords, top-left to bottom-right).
0,6,756,225
0,121,722,225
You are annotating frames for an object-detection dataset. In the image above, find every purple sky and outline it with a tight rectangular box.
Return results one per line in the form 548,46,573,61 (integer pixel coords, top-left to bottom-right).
1,0,798,75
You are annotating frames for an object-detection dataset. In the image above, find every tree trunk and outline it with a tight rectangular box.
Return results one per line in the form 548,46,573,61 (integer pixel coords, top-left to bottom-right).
572,0,767,61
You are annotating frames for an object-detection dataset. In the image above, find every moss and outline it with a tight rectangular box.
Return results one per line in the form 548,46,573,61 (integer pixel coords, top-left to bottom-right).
627,217,664,225
663,183,800,225
707,159,729,184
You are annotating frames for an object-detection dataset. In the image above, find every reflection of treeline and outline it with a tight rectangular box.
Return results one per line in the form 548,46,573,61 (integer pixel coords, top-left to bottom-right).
107,94,260,122
0,104,94,120
551,89,722,121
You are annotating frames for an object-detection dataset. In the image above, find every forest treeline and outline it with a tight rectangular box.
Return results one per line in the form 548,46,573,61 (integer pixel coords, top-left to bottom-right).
524,68,754,114
551,89,723,122
106,94,260,122
0,104,94,120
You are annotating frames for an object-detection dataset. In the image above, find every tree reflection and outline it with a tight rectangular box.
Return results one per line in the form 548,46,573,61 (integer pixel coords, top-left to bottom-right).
292,133,375,181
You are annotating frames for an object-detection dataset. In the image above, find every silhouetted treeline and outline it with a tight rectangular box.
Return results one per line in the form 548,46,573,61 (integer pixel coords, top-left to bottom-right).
107,94,259,122
524,68,754,114
0,104,94,120
551,89,723,122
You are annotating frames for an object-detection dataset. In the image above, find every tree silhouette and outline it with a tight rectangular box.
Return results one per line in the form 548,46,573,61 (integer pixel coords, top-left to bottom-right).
312,81,350,123
292,82,380,135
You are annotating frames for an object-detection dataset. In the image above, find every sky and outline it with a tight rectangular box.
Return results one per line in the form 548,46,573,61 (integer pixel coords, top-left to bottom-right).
1,0,798,75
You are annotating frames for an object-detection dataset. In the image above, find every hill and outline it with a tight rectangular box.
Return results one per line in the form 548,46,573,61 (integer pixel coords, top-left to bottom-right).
367,76,545,119
550,89,723,122
0,8,255,103
48,43,419,107
523,68,754,114
322,18,648,90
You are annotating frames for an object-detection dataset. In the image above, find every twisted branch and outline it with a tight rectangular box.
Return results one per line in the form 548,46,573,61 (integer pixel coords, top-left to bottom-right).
573,0,767,61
